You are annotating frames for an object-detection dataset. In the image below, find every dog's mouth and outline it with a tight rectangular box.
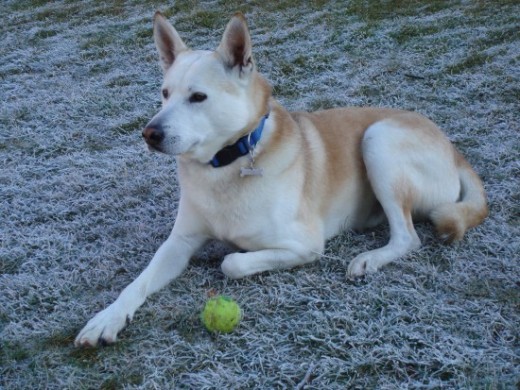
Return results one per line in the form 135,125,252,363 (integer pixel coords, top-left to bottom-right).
143,133,197,157
145,143,165,154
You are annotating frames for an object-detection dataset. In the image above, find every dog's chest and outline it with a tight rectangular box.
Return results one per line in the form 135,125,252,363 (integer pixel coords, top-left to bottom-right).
182,173,300,250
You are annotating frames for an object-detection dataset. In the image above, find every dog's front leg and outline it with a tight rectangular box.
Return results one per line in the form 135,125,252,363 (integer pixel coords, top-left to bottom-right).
75,213,206,347
221,247,318,279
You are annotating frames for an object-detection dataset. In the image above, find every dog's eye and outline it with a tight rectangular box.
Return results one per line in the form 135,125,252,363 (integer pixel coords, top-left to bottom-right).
189,92,207,103
162,89,169,99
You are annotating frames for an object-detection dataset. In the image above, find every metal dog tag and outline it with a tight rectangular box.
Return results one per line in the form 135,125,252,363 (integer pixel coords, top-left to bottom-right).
241,138,263,177
240,167,264,177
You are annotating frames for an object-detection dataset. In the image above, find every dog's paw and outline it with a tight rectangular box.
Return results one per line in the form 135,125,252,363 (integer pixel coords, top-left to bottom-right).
221,253,249,279
347,254,380,277
75,305,131,348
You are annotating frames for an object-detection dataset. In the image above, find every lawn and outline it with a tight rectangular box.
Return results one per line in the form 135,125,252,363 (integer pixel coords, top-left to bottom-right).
1,0,518,388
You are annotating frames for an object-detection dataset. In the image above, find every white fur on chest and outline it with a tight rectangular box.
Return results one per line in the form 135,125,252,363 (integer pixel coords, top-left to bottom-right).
179,164,305,250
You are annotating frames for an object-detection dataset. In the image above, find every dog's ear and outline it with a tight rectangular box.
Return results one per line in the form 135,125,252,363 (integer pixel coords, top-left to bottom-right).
153,11,188,72
217,13,254,75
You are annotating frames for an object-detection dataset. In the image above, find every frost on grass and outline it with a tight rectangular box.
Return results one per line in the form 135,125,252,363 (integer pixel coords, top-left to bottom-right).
1,1,519,389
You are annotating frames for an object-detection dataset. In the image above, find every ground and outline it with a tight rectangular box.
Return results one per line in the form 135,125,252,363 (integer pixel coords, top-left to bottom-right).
0,0,519,389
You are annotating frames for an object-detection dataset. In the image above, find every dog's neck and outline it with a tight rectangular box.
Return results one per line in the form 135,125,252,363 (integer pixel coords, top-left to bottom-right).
208,112,270,168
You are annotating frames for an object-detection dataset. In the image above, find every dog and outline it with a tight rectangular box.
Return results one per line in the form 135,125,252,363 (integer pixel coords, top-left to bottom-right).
75,12,488,347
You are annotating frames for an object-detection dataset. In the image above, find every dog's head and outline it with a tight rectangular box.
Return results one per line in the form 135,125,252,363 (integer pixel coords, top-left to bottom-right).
142,12,271,164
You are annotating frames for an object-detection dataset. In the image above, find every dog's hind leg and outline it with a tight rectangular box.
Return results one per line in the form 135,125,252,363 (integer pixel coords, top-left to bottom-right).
347,119,433,276
347,197,421,276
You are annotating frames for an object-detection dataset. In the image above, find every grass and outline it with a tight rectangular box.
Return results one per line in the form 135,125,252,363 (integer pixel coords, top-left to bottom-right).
346,0,452,22
1,0,519,389
445,51,493,74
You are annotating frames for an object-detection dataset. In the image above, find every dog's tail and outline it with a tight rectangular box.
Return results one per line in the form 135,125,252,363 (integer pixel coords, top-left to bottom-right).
430,152,488,242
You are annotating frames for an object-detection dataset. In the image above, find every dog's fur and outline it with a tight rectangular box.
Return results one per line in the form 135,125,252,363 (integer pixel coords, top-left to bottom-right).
75,13,488,347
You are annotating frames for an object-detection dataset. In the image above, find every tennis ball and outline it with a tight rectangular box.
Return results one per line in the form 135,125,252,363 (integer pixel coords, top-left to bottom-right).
201,295,241,333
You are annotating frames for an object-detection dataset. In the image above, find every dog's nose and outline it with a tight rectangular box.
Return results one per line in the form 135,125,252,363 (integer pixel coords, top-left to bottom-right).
142,125,165,147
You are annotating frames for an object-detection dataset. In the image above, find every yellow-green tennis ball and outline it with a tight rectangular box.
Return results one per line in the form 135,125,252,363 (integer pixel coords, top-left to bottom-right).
201,295,241,333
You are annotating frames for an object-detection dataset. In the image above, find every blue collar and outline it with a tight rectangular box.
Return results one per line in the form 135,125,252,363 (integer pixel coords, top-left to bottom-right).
209,112,269,168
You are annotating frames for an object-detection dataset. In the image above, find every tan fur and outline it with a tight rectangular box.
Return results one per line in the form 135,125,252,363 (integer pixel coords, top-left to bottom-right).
393,175,418,235
431,150,488,242
300,108,401,210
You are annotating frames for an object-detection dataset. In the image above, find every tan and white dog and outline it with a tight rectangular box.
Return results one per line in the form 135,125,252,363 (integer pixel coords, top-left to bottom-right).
75,12,488,347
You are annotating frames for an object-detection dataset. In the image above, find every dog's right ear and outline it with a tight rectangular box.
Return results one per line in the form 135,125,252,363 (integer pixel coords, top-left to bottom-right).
153,11,188,72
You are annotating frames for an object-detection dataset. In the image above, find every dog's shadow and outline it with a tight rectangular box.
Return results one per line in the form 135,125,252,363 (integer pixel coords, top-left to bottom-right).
190,240,236,268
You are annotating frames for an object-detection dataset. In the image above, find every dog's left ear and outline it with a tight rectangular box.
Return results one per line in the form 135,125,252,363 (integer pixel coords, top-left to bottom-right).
217,13,254,75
